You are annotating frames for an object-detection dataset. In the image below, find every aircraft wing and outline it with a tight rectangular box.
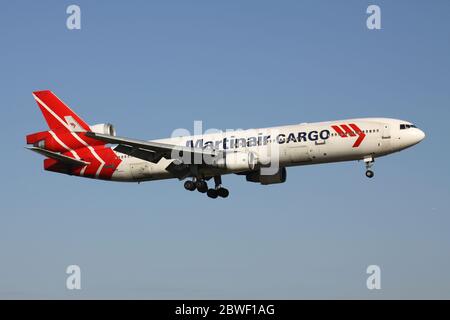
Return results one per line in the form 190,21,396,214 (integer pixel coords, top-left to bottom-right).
26,146,89,167
85,131,220,164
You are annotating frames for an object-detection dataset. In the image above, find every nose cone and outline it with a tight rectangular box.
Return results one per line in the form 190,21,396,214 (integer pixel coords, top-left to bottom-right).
410,128,426,146
416,129,426,143
395,125,426,151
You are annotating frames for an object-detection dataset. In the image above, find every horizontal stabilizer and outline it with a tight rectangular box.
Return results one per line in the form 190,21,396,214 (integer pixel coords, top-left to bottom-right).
26,147,89,167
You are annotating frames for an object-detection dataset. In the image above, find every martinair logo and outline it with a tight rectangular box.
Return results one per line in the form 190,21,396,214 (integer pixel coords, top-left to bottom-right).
64,116,83,132
331,123,366,148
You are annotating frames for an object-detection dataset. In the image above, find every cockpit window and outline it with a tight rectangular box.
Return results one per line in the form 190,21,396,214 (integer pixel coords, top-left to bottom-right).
400,124,417,130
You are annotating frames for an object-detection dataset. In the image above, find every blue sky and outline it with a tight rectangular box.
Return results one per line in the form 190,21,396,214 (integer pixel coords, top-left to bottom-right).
0,0,449,299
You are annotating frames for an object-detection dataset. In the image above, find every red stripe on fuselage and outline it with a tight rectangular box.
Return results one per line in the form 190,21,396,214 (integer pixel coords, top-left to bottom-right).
95,147,122,179
72,147,101,177
64,146,122,180
348,123,366,148
339,124,357,137
331,125,346,137
332,123,366,148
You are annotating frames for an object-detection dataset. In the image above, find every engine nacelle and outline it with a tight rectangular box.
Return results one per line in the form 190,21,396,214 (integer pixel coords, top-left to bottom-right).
90,123,116,136
246,167,287,185
215,152,258,172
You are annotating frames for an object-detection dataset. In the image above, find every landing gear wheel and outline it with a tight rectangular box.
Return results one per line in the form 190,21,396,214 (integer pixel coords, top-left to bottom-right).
217,187,229,198
207,188,218,199
366,170,374,178
195,180,208,193
363,156,375,179
184,180,196,191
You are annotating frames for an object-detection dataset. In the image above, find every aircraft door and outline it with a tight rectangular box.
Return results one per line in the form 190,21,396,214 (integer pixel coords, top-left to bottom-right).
381,123,391,151
382,123,391,139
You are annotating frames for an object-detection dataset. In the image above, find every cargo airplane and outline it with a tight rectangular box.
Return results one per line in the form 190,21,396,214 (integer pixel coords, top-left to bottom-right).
26,91,425,198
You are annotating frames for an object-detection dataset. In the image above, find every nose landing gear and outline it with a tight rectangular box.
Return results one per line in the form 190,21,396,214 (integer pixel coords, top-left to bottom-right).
365,170,374,178
364,156,375,178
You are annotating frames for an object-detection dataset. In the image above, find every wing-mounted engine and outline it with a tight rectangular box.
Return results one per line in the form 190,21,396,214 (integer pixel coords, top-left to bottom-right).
90,123,116,136
214,151,258,172
246,167,287,185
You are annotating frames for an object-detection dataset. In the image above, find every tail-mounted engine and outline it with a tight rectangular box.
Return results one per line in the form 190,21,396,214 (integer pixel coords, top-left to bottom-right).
89,123,116,136
26,123,116,153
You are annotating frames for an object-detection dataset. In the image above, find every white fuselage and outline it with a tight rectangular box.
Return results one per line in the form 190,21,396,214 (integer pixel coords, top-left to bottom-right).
110,118,425,182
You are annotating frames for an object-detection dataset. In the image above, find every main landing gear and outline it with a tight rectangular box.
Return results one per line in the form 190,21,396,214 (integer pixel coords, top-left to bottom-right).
183,176,229,199
183,178,207,192
364,156,375,178
206,176,229,199
183,180,196,191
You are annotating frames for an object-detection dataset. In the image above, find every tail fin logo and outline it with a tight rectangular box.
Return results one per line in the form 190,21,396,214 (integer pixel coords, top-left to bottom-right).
331,123,366,148
64,116,85,132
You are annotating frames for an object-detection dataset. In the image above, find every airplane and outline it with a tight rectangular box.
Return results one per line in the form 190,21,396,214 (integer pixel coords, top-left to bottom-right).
26,90,426,199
